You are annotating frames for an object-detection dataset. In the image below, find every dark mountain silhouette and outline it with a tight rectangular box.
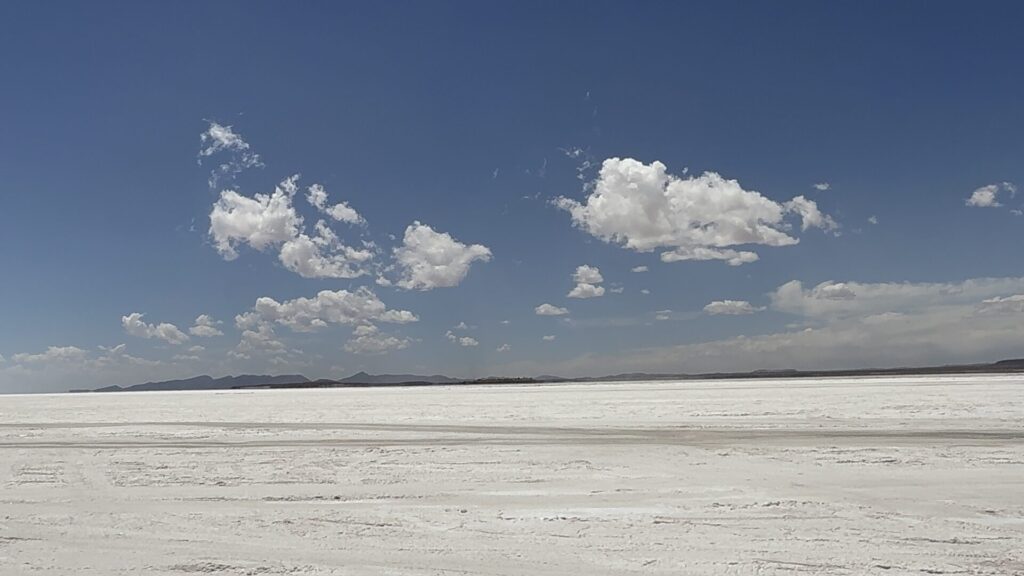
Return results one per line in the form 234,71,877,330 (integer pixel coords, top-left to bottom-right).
338,372,459,385
86,374,308,393
535,374,571,382
71,359,1024,393
586,360,1024,382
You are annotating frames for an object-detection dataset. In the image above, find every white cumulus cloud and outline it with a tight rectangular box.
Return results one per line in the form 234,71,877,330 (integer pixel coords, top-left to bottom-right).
535,303,569,316
573,264,603,284
11,346,88,365
345,324,411,355
209,176,373,279
122,313,190,345
306,183,365,225
568,283,605,299
555,158,836,266
446,331,479,347
278,220,373,279
242,287,418,333
189,315,224,337
966,182,1016,208
784,195,839,232
393,222,492,290
703,300,764,315
231,323,286,360
209,176,303,260
567,264,605,299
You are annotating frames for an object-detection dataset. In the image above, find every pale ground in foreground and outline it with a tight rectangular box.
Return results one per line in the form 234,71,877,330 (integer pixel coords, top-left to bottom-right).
1,375,1023,575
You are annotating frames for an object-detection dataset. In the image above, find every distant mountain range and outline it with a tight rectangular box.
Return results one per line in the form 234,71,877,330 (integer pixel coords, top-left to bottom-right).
77,374,310,393
70,358,1024,393
72,372,460,393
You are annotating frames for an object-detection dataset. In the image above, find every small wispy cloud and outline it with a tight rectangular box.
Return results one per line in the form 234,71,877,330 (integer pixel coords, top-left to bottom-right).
446,330,479,347
559,146,596,182
198,121,264,189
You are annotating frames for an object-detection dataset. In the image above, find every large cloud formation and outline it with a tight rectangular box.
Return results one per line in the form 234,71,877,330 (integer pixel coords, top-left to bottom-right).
392,222,492,290
770,277,1024,319
202,124,492,289
497,276,1024,377
209,176,373,279
555,158,837,266
239,287,418,333
344,324,411,355
233,287,418,359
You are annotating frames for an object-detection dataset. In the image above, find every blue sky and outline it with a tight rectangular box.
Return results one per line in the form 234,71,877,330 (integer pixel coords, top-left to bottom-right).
2,1,1024,392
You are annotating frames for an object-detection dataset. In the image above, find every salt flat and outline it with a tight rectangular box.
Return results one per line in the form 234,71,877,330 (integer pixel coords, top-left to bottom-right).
1,375,1022,575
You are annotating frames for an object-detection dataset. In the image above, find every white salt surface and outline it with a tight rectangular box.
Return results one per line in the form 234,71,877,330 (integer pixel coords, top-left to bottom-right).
1,375,1022,574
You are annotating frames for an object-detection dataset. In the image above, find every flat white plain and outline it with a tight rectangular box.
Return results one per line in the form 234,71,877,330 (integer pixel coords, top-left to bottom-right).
1,375,1022,575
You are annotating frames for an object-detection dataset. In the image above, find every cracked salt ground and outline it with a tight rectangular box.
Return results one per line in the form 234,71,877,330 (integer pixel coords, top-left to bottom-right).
0,374,1022,575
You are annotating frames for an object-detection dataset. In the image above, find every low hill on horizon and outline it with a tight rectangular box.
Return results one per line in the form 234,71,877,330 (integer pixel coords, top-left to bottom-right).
337,372,460,385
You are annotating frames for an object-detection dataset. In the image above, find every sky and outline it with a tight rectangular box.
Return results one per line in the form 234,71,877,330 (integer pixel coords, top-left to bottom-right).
2,1,1024,393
